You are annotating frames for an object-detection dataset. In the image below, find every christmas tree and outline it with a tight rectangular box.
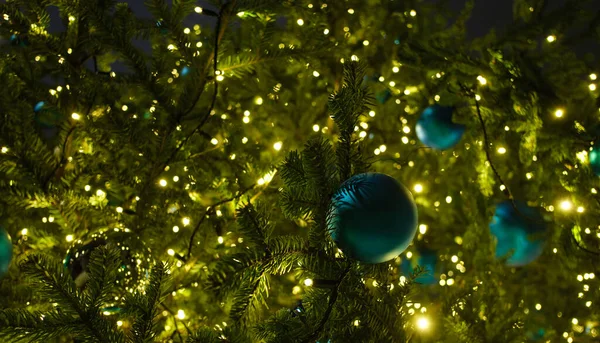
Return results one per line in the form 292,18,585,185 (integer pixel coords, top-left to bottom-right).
1,0,599,342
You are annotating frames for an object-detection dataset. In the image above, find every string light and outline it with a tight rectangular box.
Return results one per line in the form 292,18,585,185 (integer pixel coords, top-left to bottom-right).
546,35,556,42
555,109,564,118
71,113,81,120
66,235,74,242
413,184,423,193
177,310,185,319
297,19,304,26
303,278,313,286
415,316,430,330
559,200,573,211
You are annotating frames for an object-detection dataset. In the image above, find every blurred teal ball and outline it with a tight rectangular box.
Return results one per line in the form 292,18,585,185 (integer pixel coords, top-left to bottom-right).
490,200,546,266
0,227,13,277
416,104,465,150
589,146,600,176
400,247,437,284
328,173,418,264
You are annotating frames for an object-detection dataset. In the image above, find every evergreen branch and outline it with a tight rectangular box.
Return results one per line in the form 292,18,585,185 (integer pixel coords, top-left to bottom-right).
128,262,170,343
301,264,351,343
161,303,192,337
85,246,122,312
20,254,115,342
159,0,236,173
185,182,257,260
0,309,83,342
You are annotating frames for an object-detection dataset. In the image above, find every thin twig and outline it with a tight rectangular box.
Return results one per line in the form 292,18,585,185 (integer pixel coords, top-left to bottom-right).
301,264,352,343
160,1,235,172
184,183,257,260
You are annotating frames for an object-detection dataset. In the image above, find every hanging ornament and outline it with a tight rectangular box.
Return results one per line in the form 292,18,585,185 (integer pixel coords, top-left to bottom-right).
376,89,392,104
0,227,12,277
181,66,191,76
415,104,465,150
328,173,418,264
33,102,63,140
400,247,437,284
64,237,138,288
589,144,600,176
489,200,547,266
10,34,29,47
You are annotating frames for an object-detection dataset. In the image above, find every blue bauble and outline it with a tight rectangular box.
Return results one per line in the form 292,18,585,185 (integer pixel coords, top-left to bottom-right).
415,104,465,150
489,200,546,266
400,248,437,284
328,173,418,264
0,227,13,277
34,101,45,112
589,145,600,176
181,66,190,76
376,89,392,104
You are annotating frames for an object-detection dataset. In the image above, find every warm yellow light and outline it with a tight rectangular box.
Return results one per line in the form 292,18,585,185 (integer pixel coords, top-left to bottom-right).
177,310,185,319
217,236,224,244
572,318,578,325
182,217,190,226
292,286,302,294
590,73,597,80
68,16,76,22
313,124,320,132
242,137,248,144
413,184,423,193
84,185,91,191
303,278,313,286
419,224,427,234
1,147,8,153
159,179,167,187
477,75,487,85
392,66,399,73
243,116,250,123
547,35,556,42
183,28,190,34
66,235,74,242
369,110,376,117
403,126,411,133
363,40,369,46
167,249,175,256
406,251,413,259
379,144,387,152
323,28,329,35
116,207,123,213
446,196,452,203
117,320,123,327
173,176,179,182
353,319,360,326
210,138,219,145
559,200,572,211
497,147,506,154
71,113,81,120
526,172,533,179
555,109,564,117
274,141,283,151
410,10,417,16
297,19,304,26
590,84,597,91
21,228,28,235
194,6,203,13
416,316,430,330
577,206,584,213
167,44,176,50
172,226,179,233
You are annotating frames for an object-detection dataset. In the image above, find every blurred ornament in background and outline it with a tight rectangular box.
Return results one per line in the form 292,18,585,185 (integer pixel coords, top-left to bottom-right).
0,227,13,278
400,247,437,284
489,200,547,266
328,172,418,264
416,104,465,150
376,89,392,104
588,144,600,176
64,237,138,288
10,34,29,47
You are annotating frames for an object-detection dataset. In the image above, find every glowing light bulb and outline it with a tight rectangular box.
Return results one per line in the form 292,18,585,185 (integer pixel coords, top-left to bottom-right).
477,75,487,85
194,6,203,13
177,310,185,319
559,200,572,211
555,109,564,118
313,124,320,132
182,217,190,226
497,147,506,154
547,35,556,42
416,316,430,330
159,179,167,187
167,249,175,256
66,235,74,242
273,141,283,151
413,184,423,193
297,19,304,26
173,226,179,233
303,278,313,286
419,224,427,234
71,113,81,120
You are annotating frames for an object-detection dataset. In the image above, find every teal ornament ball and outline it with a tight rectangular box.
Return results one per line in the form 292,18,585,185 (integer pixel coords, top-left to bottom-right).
400,247,437,284
0,227,13,277
416,104,465,150
489,200,546,266
328,173,418,264
589,145,600,176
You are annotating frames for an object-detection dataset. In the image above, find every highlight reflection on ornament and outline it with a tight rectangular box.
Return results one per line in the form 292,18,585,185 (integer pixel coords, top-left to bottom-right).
416,104,465,150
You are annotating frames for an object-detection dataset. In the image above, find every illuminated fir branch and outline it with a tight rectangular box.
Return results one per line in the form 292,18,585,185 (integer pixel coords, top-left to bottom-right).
301,264,352,343
184,183,257,260
160,0,237,173
161,303,192,337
